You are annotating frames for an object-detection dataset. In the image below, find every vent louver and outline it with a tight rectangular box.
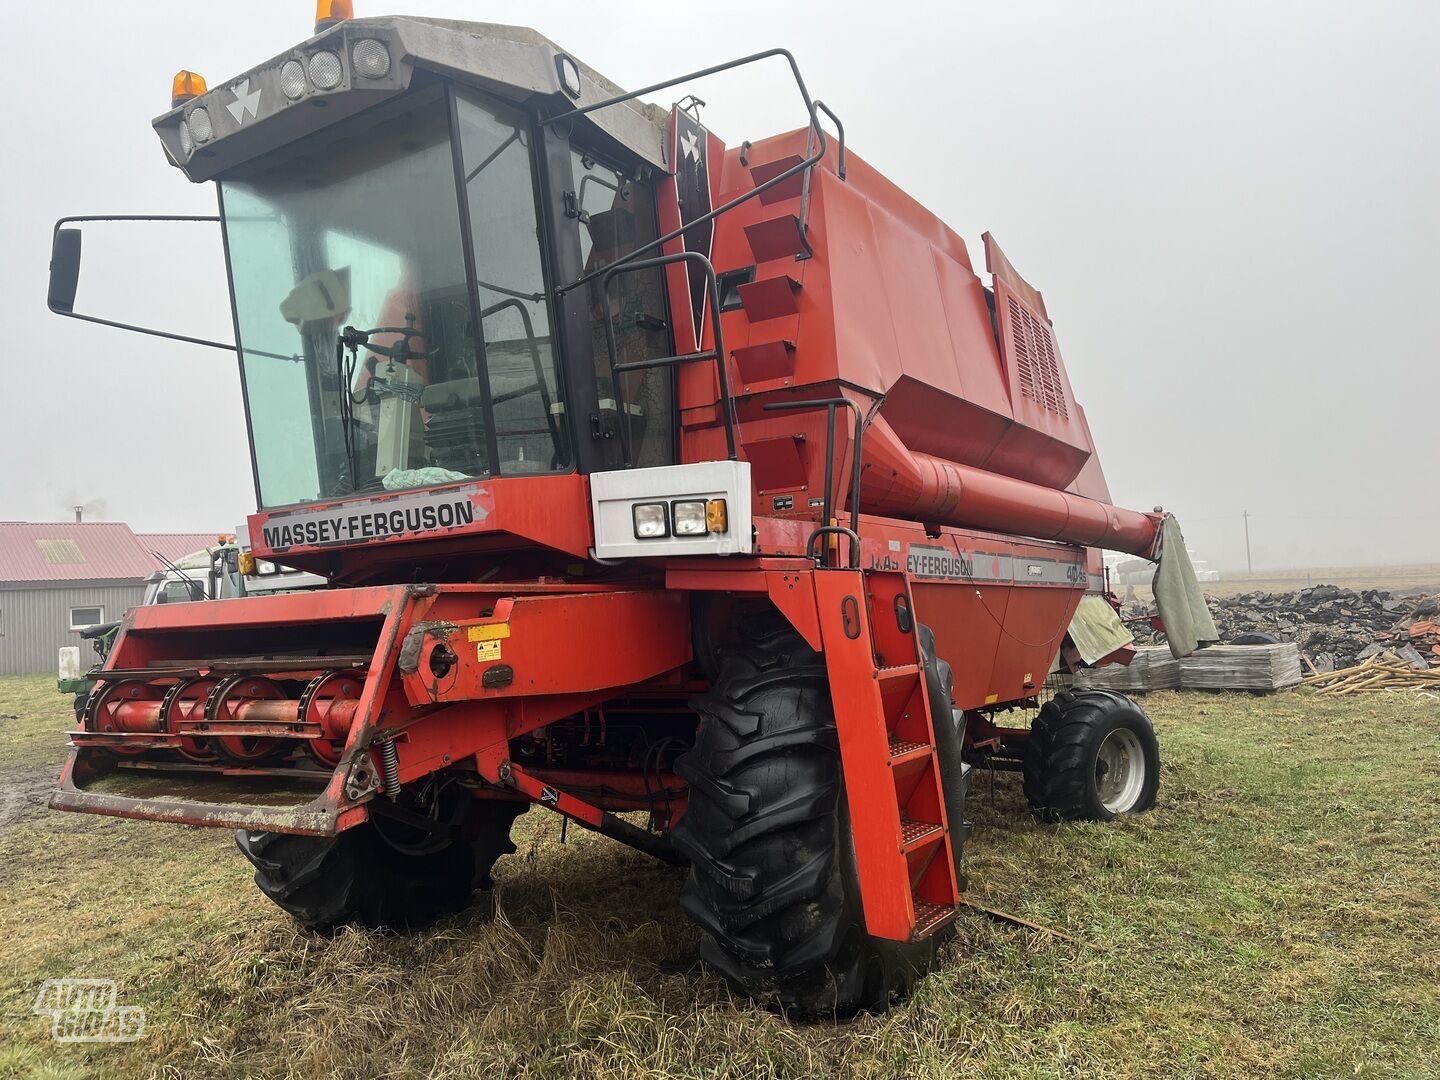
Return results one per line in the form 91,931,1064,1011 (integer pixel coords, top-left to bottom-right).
1006,293,1068,419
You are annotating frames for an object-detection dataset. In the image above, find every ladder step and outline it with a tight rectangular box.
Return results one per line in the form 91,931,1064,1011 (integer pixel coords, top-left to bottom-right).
912,900,958,940
749,154,806,203
876,663,921,681
736,274,802,321
733,340,796,387
900,819,944,852
744,215,808,262
887,737,932,768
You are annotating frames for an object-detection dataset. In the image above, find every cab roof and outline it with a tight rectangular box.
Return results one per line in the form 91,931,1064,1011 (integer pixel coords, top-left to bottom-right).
154,16,669,183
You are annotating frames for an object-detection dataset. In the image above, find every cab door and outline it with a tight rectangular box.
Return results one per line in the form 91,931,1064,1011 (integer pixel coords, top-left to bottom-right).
554,145,678,471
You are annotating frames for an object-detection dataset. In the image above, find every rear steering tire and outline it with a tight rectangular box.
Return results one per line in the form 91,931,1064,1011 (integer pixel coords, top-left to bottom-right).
235,799,527,931
671,617,947,1018
1023,688,1160,822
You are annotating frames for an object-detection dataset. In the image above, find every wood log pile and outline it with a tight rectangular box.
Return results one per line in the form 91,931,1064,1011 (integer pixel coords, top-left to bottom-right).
1301,652,1440,695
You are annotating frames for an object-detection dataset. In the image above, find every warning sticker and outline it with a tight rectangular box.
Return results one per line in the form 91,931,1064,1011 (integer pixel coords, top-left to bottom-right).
476,640,503,662
467,624,511,642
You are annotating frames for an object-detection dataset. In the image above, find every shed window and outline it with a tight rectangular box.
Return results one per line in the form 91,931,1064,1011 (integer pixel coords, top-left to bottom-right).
69,606,105,630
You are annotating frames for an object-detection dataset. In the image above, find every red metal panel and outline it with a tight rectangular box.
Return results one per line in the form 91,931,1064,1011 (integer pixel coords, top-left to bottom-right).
744,434,808,495
245,472,595,573
736,274,801,321
664,558,822,652
929,246,1011,417
877,377,1014,474
753,515,1095,710
733,340,796,388
398,590,691,704
749,154,806,202
744,214,808,262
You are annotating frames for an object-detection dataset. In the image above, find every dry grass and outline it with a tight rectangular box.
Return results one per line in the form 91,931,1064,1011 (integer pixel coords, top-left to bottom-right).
1,673,1438,1078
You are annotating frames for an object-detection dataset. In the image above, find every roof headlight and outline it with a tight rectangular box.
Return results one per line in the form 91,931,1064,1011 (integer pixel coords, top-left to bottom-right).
187,107,213,143
308,50,343,91
351,39,390,79
178,120,194,157
279,59,308,100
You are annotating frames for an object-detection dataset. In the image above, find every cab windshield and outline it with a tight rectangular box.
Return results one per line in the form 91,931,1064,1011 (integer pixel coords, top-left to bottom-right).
219,85,565,508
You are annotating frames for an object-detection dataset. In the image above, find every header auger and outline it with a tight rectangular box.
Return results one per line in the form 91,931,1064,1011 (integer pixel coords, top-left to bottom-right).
45,7,1204,1016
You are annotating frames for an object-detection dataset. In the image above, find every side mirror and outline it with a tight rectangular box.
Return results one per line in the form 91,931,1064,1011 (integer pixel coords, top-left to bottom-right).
48,228,82,315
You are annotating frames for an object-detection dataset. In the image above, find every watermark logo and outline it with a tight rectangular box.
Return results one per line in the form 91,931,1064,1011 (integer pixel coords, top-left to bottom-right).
32,979,145,1043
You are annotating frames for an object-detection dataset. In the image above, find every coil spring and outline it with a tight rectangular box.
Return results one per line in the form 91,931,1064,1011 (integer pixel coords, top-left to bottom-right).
376,737,401,800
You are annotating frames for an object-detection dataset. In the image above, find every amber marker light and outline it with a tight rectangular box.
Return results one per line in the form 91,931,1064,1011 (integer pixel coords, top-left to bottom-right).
705,499,729,534
315,0,354,33
171,70,207,108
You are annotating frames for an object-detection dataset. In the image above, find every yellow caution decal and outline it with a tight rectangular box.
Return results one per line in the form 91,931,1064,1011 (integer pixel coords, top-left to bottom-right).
467,624,511,642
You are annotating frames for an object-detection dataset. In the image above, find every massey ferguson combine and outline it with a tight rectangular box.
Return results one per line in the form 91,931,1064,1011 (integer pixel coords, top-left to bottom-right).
45,5,1208,1016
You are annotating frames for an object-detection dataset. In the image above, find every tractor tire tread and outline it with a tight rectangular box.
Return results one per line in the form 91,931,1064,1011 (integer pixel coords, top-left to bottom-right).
1022,688,1160,822
673,616,940,1018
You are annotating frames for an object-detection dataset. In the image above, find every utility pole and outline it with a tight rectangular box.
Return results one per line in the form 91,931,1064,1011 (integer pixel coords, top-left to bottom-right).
1242,509,1252,576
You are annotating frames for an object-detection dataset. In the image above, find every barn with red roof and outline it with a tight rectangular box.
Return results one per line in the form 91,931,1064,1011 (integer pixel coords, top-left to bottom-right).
0,522,216,674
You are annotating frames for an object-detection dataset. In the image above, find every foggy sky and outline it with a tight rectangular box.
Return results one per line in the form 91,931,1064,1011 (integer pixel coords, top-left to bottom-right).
2,0,1435,571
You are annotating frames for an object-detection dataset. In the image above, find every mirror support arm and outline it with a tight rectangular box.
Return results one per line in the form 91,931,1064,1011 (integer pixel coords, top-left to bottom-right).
48,214,239,354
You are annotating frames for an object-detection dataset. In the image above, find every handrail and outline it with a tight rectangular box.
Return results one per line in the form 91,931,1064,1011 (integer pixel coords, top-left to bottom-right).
762,397,865,568
478,295,565,465
806,525,861,570
599,251,737,466
815,102,847,181
544,48,845,297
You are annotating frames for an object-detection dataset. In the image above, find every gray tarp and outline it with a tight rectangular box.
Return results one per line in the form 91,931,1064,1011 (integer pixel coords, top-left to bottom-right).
1068,594,1137,665
1151,515,1220,658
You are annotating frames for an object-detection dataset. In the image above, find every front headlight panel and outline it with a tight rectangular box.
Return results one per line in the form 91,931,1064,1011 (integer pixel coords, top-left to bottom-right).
591,461,753,559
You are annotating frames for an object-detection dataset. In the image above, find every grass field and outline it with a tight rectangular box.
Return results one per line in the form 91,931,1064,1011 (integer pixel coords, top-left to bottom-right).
1,673,1438,1079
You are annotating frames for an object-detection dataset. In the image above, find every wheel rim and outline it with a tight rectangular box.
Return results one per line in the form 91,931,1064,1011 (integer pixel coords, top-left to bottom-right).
1095,727,1146,814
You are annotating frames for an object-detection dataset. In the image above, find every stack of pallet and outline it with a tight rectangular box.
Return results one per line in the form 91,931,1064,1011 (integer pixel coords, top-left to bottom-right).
1073,645,1180,693
1178,643,1303,691
1301,652,1440,695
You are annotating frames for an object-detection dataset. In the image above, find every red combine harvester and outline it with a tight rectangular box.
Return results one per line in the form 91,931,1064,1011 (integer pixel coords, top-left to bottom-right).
46,7,1200,1016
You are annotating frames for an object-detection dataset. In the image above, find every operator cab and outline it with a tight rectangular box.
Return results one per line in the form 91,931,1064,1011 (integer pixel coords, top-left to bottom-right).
212,45,676,512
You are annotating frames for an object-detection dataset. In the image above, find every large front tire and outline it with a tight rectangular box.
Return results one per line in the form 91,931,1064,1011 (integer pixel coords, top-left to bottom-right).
1023,688,1160,822
235,799,527,931
671,618,941,1018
